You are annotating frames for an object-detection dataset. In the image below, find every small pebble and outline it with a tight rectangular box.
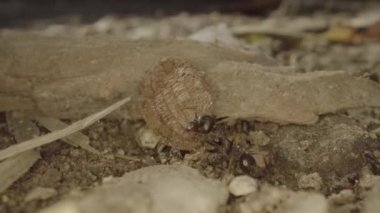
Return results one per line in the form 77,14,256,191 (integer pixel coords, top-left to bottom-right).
93,16,115,33
24,187,58,202
249,131,270,146
328,189,355,205
364,182,380,213
116,149,125,156
298,172,322,191
89,131,100,140
229,175,258,196
2,195,9,203
104,154,115,160
137,128,160,149
62,162,71,171
284,193,328,213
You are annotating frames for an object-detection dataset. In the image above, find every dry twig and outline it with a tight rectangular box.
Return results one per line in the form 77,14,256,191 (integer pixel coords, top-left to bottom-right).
0,97,130,161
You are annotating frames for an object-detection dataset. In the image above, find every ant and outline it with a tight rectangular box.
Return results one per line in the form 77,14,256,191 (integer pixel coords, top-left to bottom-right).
186,114,227,134
186,114,253,134
186,114,260,176
205,136,261,177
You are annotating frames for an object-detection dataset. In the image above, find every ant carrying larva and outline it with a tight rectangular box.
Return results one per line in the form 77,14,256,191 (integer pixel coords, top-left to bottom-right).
186,113,261,176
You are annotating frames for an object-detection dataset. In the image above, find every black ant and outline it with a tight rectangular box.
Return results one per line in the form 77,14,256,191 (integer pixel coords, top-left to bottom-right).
186,114,260,176
186,114,227,134
186,114,253,134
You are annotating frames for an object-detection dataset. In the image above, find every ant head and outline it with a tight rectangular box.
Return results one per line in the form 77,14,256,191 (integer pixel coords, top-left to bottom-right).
186,121,197,131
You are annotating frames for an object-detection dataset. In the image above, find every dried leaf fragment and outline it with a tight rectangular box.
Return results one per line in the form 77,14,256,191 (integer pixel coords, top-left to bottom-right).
0,112,41,193
0,151,40,193
140,58,213,150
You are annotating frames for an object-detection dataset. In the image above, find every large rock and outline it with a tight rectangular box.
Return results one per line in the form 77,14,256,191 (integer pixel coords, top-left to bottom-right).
239,185,328,213
269,116,378,192
40,164,228,213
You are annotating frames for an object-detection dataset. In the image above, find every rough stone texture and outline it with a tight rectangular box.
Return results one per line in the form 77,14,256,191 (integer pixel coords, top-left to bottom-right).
228,175,258,196
269,116,379,192
328,189,355,206
239,185,328,213
282,193,328,213
363,183,380,213
297,172,323,191
40,164,229,213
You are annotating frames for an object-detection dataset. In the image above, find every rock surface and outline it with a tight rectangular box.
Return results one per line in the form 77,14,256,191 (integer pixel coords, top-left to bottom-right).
270,116,379,192
229,175,258,196
239,185,328,213
40,164,228,213
363,182,380,213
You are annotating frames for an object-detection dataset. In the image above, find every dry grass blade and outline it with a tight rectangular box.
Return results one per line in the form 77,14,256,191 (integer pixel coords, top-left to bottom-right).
0,97,130,161
0,112,41,193
0,151,40,193
35,116,100,154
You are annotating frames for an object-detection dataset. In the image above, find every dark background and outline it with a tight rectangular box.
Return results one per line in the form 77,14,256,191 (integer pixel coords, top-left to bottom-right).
0,0,378,26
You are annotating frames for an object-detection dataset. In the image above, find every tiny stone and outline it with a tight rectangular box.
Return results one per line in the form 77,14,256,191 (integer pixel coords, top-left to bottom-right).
284,193,328,213
298,172,323,191
159,154,168,164
102,148,112,154
240,185,288,213
328,189,355,205
116,149,125,156
62,163,71,171
104,154,115,160
24,187,58,202
137,128,160,149
364,183,380,213
102,176,115,184
88,172,98,182
89,131,100,140
229,175,258,196
373,150,380,159
2,195,9,203
39,201,80,213
249,131,270,146
360,173,380,189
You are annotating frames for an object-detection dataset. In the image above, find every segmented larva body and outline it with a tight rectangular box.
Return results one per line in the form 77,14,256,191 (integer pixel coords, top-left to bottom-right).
140,58,213,150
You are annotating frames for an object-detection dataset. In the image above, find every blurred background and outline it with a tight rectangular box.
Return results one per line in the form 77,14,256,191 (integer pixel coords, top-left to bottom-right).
1,0,380,73
1,0,379,27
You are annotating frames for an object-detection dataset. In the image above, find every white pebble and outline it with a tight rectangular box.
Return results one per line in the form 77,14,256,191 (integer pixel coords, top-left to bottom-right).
24,187,57,202
229,175,258,196
137,128,160,149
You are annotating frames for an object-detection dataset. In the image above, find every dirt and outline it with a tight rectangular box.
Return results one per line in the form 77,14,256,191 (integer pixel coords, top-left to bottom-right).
1,11,380,213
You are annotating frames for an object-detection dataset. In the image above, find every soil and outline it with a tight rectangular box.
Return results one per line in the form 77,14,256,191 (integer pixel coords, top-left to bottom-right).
0,10,380,213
